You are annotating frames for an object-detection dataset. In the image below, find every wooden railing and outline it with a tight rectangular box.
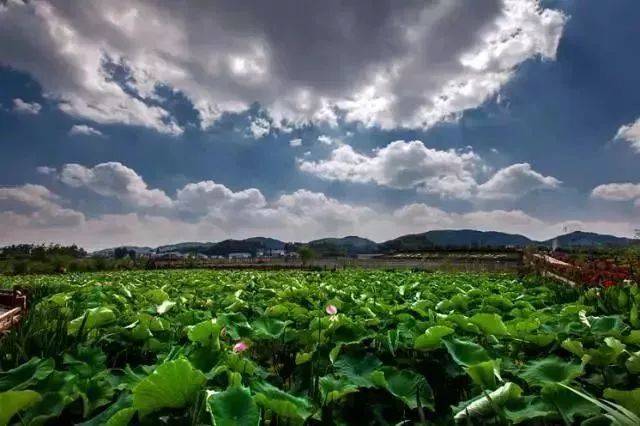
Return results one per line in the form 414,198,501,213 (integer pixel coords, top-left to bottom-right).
0,289,27,332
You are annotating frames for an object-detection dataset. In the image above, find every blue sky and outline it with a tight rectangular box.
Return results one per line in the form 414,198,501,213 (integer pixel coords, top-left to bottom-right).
1,0,639,250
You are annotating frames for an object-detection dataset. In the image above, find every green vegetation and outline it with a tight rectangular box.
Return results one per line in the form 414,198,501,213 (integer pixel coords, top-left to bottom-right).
0,244,147,275
1,270,640,424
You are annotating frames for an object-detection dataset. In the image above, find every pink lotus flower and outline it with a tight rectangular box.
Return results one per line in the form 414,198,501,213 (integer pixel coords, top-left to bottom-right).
233,341,249,352
325,304,338,315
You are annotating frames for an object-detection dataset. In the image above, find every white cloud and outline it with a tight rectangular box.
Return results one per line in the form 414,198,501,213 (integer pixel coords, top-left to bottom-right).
592,183,640,206
614,117,640,153
318,135,340,146
1,2,182,134
289,138,302,147
0,184,84,227
299,140,560,199
299,141,480,198
69,124,104,137
0,175,637,248
248,117,271,138
12,98,41,114
59,162,173,209
175,180,266,217
476,163,561,200
36,166,57,175
0,0,566,132
393,203,544,237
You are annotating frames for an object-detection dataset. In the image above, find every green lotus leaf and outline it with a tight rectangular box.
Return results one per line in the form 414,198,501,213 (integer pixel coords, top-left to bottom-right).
379,368,434,410
522,333,555,347
540,383,600,422
219,312,252,339
106,408,137,426
443,338,491,367
187,319,222,349
19,370,78,425
507,317,540,334
589,315,627,337
0,390,42,426
331,321,371,344
156,300,176,315
561,339,585,357
436,300,453,312
295,352,313,365
319,376,358,405
584,338,626,366
68,307,116,334
484,295,514,311
0,357,54,392
207,384,260,426
625,351,640,374
454,382,522,421
622,330,640,345
503,396,556,424
414,325,454,350
252,317,288,339
63,346,107,378
133,358,206,417
445,314,481,333
144,289,170,304
519,356,583,387
333,353,383,388
78,393,133,426
252,381,313,421
470,313,509,336
631,304,640,328
603,388,640,416
465,359,501,390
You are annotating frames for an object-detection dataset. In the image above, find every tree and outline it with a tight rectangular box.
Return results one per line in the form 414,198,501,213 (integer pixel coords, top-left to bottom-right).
298,246,317,266
114,247,128,259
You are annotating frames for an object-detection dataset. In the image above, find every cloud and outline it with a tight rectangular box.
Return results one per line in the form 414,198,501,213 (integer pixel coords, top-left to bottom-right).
298,141,481,198
318,135,341,146
393,203,544,236
0,2,182,134
59,162,173,209
592,182,640,206
299,140,560,199
175,180,267,218
0,184,84,227
476,163,561,200
614,117,640,153
12,98,41,114
0,169,637,248
289,138,302,147
0,0,566,132
69,124,104,137
248,117,271,138
36,166,57,175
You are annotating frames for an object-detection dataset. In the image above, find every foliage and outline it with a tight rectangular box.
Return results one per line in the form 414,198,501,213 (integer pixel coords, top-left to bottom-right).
1,270,640,424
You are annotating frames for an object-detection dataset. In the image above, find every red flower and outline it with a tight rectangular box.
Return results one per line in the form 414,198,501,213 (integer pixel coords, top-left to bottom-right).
603,280,616,288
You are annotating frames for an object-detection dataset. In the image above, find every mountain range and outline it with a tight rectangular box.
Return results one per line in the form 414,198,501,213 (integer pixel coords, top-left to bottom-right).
92,230,639,257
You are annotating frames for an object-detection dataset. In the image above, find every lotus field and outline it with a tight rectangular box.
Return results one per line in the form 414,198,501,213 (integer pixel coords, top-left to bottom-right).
2,270,640,425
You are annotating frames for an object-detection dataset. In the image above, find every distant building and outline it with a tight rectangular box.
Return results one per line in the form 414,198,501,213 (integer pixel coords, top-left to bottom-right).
356,253,383,260
228,252,252,259
266,249,286,257
154,251,186,260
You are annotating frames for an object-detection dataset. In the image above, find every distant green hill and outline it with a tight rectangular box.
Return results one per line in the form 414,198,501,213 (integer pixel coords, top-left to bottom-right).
542,231,638,248
92,230,638,257
379,229,533,252
308,236,379,256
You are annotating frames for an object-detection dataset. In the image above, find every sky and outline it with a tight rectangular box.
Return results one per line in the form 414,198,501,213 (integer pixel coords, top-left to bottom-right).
1,0,639,250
